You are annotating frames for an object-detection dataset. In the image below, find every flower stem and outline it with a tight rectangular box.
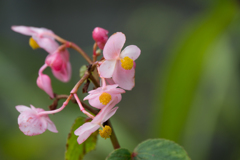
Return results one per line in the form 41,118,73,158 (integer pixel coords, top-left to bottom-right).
48,33,92,64
105,120,120,149
73,93,95,119
38,94,73,116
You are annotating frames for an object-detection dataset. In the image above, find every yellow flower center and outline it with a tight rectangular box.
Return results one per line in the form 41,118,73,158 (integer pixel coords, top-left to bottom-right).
120,56,133,70
99,125,112,139
29,37,40,49
99,92,111,105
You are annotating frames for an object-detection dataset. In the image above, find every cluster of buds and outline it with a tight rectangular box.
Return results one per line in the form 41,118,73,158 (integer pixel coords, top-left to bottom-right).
12,25,140,145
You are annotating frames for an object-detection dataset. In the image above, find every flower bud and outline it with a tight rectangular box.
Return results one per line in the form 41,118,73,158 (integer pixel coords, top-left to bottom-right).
45,52,63,71
92,27,108,49
37,74,54,98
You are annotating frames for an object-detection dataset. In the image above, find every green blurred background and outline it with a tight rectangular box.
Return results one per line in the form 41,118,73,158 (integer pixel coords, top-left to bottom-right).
1,0,240,159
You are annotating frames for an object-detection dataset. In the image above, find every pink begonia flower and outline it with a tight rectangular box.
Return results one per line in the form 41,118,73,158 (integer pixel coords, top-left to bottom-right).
92,27,108,50
74,98,118,144
37,73,54,98
99,32,141,90
16,105,58,136
84,84,125,109
45,49,71,82
11,25,59,54
12,25,71,82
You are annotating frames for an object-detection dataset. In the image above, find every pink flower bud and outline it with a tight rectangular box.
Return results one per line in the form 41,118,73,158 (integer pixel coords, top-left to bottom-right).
92,27,108,49
37,74,54,98
45,52,64,71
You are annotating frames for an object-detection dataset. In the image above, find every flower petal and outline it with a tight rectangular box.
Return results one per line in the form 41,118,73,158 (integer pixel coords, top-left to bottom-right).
16,105,31,113
88,94,105,109
103,107,119,122
45,116,58,133
33,35,59,54
92,97,118,124
52,61,71,82
120,45,141,61
18,111,48,136
99,60,117,78
103,32,126,60
74,122,99,144
11,26,36,36
112,61,135,90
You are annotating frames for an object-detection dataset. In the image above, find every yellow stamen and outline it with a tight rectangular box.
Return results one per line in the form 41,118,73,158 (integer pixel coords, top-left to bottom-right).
99,125,112,139
120,56,133,70
29,37,40,49
99,92,111,105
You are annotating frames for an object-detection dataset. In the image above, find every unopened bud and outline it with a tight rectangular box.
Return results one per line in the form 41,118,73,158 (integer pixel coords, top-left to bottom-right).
92,27,108,49
45,52,63,71
37,74,54,98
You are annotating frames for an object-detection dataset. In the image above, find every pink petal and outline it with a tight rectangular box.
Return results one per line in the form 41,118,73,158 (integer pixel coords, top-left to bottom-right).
92,97,118,124
120,45,141,61
99,60,117,78
33,35,59,54
74,122,99,144
52,61,71,82
45,116,58,133
88,94,105,109
36,74,54,98
18,111,48,136
103,107,118,122
112,61,135,90
16,105,31,113
83,93,99,101
105,84,119,90
11,26,36,36
103,32,126,60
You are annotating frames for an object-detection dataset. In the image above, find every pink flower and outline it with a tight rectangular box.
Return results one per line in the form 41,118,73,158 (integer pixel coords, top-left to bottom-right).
84,84,125,109
92,27,108,50
11,25,59,54
16,105,58,136
74,98,118,144
12,25,72,83
99,32,141,90
45,49,71,82
37,73,54,98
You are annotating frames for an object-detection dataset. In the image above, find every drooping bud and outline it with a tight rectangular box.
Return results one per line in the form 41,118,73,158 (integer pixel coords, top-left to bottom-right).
29,37,40,49
37,74,54,98
92,27,108,50
99,125,112,139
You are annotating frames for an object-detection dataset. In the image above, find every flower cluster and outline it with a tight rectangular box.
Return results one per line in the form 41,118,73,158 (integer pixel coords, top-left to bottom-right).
13,26,140,144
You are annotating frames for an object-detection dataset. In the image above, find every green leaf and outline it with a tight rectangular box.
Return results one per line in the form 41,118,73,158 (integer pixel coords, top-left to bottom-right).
65,117,98,160
132,139,190,160
153,0,238,142
106,148,131,160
